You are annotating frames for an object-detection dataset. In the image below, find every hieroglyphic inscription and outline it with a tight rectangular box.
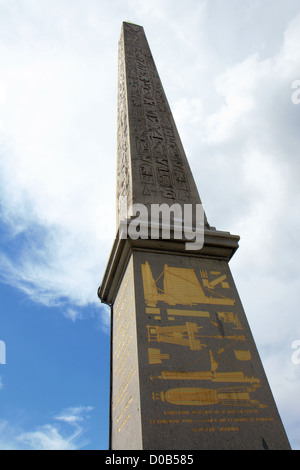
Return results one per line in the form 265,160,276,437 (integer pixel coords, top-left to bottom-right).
117,22,201,215
139,256,280,447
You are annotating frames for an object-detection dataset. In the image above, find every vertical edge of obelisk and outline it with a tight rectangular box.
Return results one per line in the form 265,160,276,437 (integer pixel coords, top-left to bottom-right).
116,23,133,228
224,263,291,448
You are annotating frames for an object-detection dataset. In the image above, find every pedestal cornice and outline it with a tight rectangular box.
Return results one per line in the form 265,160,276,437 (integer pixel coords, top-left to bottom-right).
98,228,240,306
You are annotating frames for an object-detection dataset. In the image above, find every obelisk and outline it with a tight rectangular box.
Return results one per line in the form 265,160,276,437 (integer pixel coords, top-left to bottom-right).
98,22,290,450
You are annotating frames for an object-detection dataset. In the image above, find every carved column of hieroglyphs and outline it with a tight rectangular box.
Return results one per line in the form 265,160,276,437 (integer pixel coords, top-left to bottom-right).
116,22,204,226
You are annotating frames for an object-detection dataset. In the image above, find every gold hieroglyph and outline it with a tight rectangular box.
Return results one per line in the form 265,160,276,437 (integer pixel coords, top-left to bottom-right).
153,385,267,408
141,262,235,308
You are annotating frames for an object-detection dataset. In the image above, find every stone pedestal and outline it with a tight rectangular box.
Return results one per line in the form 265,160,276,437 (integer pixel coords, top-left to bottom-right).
99,233,290,450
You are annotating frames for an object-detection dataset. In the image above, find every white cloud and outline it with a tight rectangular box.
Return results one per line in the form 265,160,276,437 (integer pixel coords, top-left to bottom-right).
0,420,20,450
64,308,81,322
0,0,121,310
0,405,93,450
0,36,116,307
54,406,94,426
202,12,300,146
17,424,79,451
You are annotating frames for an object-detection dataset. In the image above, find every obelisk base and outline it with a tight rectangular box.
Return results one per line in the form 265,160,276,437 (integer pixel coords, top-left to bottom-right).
99,233,290,450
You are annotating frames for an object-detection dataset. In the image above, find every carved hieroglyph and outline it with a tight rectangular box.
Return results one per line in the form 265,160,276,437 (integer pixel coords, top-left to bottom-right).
117,22,204,226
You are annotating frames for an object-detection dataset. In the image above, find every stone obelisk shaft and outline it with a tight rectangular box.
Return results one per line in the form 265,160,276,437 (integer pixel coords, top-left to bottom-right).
99,22,291,450
117,22,204,226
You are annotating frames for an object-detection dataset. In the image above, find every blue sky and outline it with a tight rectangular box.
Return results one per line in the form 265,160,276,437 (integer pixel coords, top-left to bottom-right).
0,280,110,449
0,0,300,449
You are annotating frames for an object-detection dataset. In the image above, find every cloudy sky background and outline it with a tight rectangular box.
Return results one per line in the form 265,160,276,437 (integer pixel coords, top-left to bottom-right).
0,0,299,449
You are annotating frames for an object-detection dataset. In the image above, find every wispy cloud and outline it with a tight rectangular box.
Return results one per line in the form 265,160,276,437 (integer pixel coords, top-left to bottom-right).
17,424,79,451
63,308,81,322
54,406,94,426
0,405,93,450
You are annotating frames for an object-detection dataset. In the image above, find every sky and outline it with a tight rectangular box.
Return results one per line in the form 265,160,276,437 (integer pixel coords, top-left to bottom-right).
0,0,299,450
